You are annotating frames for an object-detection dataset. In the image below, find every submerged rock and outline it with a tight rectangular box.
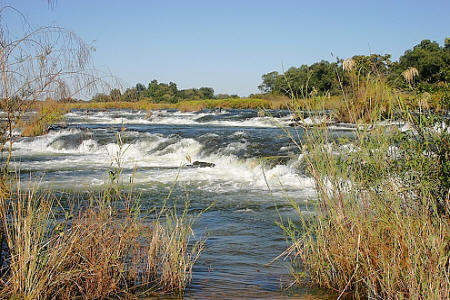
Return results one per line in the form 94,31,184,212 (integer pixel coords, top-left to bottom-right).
186,161,216,168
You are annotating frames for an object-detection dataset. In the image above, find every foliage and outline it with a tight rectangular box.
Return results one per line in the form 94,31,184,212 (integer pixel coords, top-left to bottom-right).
337,65,397,123
176,98,274,111
397,39,450,84
260,38,450,108
259,61,341,98
91,92,111,102
109,88,121,101
70,97,291,112
121,87,140,102
92,80,217,103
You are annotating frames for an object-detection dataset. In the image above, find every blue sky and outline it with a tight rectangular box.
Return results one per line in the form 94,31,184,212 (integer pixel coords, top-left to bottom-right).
6,0,450,97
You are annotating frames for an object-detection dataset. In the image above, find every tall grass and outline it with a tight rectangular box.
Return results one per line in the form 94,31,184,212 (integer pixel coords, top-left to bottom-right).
281,71,450,299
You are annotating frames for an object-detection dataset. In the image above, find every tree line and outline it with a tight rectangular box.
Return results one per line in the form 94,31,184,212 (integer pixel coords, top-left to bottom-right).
91,38,448,103
258,38,450,98
91,80,240,103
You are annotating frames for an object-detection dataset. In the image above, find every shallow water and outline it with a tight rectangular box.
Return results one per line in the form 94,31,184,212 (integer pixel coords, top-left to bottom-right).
10,109,354,299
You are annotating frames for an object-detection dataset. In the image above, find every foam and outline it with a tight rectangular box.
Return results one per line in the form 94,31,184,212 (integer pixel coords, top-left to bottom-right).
65,110,289,128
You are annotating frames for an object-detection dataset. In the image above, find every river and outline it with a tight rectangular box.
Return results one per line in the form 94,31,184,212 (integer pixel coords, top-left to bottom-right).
10,109,354,299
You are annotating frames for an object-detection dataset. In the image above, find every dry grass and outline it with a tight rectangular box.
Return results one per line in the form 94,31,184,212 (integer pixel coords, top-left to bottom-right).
69,97,291,112
71,100,176,111
336,72,396,123
342,59,356,72
0,180,203,299
177,98,274,111
20,100,70,137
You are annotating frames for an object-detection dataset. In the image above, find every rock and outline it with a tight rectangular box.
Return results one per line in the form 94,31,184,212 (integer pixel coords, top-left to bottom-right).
47,122,68,131
186,161,216,168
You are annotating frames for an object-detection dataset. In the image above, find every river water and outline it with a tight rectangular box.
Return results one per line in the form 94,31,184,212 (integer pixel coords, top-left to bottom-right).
10,109,353,299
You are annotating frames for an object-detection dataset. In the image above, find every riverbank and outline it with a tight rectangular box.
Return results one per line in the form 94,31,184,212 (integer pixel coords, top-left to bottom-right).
70,97,289,111
20,89,446,138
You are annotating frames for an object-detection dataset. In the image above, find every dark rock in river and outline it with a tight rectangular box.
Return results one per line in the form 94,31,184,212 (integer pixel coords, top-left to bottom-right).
47,123,68,131
186,161,216,168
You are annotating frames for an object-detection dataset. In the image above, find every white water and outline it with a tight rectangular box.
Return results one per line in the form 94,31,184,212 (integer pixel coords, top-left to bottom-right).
65,109,293,128
12,126,315,196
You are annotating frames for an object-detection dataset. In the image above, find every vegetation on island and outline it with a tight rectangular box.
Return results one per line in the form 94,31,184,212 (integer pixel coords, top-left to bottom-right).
91,80,240,103
0,1,449,298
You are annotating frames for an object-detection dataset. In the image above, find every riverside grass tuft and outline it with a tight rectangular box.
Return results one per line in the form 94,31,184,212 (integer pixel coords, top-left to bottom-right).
280,71,450,299
0,172,203,298
20,100,70,137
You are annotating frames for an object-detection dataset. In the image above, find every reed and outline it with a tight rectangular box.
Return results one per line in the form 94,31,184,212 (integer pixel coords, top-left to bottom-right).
0,175,203,299
281,71,450,299
402,67,419,87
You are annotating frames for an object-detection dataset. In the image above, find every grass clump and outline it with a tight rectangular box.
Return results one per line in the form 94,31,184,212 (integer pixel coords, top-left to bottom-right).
0,178,203,299
20,100,70,137
281,71,450,299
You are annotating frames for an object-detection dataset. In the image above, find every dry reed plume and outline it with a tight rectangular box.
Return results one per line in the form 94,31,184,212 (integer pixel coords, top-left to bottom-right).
402,67,419,86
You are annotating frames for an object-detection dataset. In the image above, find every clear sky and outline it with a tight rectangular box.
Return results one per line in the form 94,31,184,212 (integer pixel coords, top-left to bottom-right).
5,0,450,97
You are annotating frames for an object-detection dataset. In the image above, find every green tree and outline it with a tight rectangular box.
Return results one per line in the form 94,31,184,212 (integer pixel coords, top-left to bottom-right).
121,88,139,102
258,71,279,93
110,89,121,102
398,39,449,84
350,54,392,76
91,93,111,102
136,83,146,91
199,87,214,99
